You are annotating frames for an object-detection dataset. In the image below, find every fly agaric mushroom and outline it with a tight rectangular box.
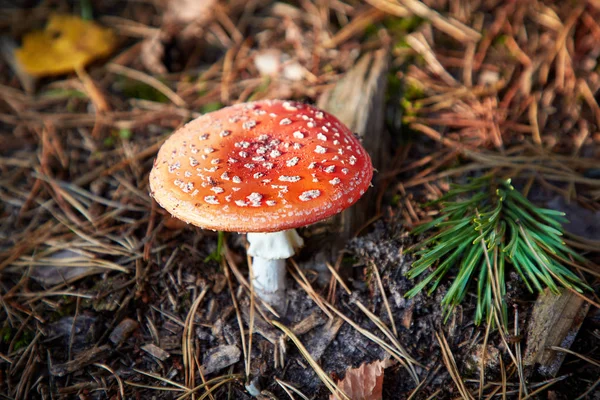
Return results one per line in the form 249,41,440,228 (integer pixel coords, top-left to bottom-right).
150,100,373,309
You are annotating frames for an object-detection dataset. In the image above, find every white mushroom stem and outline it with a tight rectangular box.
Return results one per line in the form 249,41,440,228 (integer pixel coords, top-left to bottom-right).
249,258,287,306
247,229,304,311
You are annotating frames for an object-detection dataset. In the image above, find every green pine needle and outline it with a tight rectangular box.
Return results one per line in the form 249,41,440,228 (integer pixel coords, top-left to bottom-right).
406,175,590,325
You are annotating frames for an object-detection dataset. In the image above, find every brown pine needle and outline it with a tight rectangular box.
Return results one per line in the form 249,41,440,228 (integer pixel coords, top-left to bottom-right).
183,286,209,390
520,375,569,400
271,320,350,400
323,299,422,383
550,346,600,367
94,363,125,400
370,260,398,337
289,259,334,319
353,300,419,382
326,261,351,295
275,378,311,400
436,331,474,400
222,256,249,377
131,368,189,390
177,376,241,400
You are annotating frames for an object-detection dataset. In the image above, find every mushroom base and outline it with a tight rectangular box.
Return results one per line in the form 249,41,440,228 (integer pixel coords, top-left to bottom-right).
251,257,287,312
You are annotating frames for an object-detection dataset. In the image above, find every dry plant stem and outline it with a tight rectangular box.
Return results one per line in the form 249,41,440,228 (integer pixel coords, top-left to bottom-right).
94,363,125,399
479,312,493,399
514,308,527,397
520,376,569,400
324,258,421,381
324,300,421,382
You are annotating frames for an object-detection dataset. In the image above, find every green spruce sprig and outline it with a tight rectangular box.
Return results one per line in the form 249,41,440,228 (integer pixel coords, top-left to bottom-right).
406,175,589,325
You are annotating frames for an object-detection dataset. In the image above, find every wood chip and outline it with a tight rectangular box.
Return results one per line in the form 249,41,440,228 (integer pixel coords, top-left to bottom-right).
291,311,328,336
141,343,170,361
109,318,139,345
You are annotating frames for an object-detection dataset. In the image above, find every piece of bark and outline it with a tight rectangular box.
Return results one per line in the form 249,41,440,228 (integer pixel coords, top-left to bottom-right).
201,344,241,375
523,289,590,377
241,304,279,345
317,48,390,248
306,317,344,361
50,345,111,377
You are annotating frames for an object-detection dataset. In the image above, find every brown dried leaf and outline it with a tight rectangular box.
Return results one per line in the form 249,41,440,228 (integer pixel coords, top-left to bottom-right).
330,359,394,400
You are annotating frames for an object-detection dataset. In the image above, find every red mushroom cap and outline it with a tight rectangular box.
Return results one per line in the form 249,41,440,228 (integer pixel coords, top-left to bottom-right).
149,100,373,232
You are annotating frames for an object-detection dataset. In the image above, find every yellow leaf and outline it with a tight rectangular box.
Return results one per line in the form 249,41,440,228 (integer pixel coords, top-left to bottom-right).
15,14,116,77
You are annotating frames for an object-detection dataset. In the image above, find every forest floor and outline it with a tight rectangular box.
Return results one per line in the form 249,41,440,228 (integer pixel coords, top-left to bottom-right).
0,1,599,399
